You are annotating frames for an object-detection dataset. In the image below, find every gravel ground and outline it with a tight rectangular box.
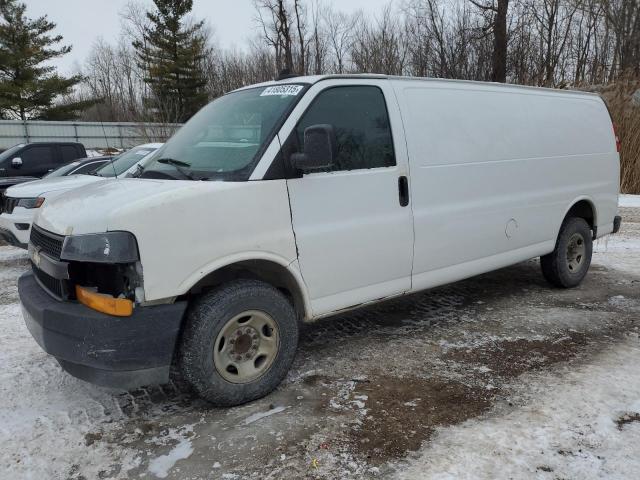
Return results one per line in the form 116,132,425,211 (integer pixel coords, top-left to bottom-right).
1,207,639,479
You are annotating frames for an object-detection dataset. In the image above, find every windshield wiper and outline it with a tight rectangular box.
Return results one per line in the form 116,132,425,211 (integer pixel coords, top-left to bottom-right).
131,163,144,178
156,158,195,180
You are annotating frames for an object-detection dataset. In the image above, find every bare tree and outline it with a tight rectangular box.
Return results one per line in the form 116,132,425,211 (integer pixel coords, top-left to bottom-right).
323,7,356,73
254,0,294,72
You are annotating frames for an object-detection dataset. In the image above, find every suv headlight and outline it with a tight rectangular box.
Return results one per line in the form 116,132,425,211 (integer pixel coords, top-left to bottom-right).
17,197,45,209
61,231,139,263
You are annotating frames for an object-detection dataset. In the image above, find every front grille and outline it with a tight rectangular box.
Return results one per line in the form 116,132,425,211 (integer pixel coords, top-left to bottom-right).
30,225,65,260
31,262,65,299
1,195,18,215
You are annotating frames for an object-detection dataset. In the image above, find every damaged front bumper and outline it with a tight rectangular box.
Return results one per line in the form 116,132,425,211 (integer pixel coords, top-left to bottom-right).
19,272,187,389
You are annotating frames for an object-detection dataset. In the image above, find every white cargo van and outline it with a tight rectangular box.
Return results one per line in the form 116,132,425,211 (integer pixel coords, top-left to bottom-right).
19,75,621,406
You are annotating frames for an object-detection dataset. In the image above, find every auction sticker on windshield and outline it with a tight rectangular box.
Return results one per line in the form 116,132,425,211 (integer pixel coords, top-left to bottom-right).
260,85,304,96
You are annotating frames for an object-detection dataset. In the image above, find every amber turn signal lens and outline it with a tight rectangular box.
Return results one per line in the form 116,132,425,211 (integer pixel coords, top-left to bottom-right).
75,285,133,317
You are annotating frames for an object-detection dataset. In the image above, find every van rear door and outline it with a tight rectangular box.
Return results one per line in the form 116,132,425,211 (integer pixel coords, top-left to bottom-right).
282,80,414,316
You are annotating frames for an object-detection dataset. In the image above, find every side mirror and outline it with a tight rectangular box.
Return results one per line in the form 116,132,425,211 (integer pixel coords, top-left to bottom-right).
11,157,22,168
291,124,337,173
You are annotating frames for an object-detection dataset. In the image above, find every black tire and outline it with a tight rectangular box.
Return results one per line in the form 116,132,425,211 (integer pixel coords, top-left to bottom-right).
540,217,593,288
178,279,299,406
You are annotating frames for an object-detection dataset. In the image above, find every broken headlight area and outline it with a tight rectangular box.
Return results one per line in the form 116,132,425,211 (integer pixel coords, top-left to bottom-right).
60,231,143,307
67,261,142,303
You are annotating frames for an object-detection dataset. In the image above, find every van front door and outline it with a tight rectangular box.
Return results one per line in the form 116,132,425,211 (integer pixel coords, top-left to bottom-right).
281,81,414,317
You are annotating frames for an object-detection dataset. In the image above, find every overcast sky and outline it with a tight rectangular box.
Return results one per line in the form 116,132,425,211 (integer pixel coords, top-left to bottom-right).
25,0,393,75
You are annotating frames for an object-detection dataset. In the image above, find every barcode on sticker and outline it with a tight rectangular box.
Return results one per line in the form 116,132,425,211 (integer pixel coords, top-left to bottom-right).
261,85,304,96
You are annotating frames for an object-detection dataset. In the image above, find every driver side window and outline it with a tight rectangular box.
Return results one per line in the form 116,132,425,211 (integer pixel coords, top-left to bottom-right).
294,86,396,172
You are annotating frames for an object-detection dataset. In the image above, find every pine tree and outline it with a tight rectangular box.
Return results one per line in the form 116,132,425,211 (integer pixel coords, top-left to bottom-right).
134,0,209,123
0,0,89,120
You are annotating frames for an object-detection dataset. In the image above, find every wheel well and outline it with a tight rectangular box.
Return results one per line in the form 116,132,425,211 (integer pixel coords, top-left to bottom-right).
566,200,596,237
187,260,307,320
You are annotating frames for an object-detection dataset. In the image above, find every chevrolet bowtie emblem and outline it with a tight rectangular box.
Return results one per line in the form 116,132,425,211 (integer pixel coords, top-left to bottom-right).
31,247,42,267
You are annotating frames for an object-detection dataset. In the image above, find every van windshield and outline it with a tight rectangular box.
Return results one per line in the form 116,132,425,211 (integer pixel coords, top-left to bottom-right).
96,146,159,177
139,85,305,181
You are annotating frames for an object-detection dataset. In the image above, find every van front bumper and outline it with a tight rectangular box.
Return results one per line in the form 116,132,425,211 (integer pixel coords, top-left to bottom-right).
19,272,187,390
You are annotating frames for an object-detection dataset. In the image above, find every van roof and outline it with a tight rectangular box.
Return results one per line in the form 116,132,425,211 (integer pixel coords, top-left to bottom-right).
233,74,599,98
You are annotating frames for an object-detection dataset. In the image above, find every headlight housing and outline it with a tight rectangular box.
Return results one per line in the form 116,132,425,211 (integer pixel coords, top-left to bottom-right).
61,231,139,263
16,197,45,209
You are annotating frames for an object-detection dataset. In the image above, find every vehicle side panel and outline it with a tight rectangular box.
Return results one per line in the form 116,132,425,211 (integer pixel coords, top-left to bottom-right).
92,179,297,302
392,80,619,291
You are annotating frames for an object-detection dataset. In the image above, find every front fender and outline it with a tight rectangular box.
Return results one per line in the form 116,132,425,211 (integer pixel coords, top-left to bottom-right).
177,252,312,320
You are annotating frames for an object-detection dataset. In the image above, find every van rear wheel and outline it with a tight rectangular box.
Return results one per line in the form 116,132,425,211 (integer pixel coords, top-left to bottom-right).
178,279,299,406
540,217,592,288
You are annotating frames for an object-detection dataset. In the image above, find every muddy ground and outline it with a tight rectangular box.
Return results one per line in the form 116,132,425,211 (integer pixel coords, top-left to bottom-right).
1,208,639,479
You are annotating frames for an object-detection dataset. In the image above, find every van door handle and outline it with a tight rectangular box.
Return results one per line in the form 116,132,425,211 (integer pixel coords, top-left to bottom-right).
398,176,409,207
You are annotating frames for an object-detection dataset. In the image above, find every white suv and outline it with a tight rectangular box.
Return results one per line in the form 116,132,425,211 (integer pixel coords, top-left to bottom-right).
19,75,620,406
0,143,161,248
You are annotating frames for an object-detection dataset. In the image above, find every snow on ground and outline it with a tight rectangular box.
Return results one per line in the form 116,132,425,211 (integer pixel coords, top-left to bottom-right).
0,301,142,479
394,205,640,480
0,204,638,479
0,245,28,263
147,439,194,479
593,206,640,277
619,194,640,208
397,338,640,480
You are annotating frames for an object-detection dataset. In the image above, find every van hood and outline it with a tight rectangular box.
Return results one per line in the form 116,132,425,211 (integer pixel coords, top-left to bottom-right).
35,178,237,236
5,175,104,198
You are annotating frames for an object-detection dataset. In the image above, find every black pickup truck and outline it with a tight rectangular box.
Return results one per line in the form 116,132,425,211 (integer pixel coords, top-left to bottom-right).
0,142,87,192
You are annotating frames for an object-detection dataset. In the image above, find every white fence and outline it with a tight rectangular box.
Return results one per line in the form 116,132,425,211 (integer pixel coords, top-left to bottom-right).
0,120,182,150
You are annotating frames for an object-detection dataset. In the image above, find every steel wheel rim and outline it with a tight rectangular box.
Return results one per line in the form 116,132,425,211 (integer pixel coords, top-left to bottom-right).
566,232,586,273
213,310,280,384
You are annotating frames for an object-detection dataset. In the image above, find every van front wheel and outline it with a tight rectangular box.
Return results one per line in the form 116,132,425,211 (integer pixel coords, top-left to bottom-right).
540,217,593,288
178,280,299,406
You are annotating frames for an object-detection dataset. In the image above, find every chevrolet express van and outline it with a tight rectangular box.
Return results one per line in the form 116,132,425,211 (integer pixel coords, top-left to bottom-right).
19,75,621,406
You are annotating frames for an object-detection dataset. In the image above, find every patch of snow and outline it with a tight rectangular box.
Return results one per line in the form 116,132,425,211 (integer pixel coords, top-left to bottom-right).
243,405,288,425
594,235,640,253
607,295,640,311
396,339,640,480
147,439,194,478
0,299,140,479
619,194,640,208
0,245,28,262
